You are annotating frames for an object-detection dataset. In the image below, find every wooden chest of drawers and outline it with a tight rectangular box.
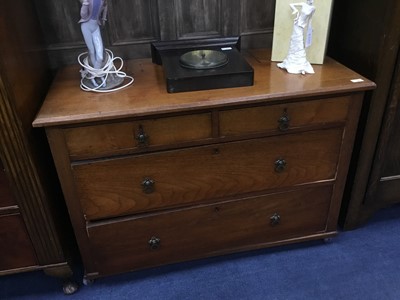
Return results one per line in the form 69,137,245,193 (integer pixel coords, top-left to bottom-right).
33,49,375,280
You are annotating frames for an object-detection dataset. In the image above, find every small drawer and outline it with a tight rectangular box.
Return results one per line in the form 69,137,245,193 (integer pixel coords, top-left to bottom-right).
72,128,342,221
87,185,332,276
219,96,350,136
0,214,37,270
64,113,213,160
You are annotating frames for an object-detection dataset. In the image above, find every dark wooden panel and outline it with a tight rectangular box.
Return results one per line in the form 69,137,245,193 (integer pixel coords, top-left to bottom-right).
221,0,241,37
157,0,241,40
375,178,400,204
0,161,17,208
175,0,222,38
32,0,83,47
0,0,51,132
0,214,37,271
241,0,275,33
363,52,400,207
380,68,400,177
108,0,160,45
328,0,388,79
33,0,276,67
382,116,400,177
240,0,275,48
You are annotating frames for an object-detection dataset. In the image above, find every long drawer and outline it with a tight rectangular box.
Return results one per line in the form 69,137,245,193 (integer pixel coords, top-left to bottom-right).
87,185,332,276
73,128,342,221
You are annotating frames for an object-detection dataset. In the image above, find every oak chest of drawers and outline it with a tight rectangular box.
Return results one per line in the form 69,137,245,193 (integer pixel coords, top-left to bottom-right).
33,50,375,280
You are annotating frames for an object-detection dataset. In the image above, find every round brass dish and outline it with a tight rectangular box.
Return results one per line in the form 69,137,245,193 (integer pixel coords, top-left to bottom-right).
179,49,228,70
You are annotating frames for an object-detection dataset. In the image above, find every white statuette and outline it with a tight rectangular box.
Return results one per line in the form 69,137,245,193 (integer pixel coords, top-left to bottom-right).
277,0,315,75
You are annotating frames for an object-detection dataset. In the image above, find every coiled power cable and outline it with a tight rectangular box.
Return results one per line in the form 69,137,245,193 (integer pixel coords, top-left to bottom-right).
78,49,134,93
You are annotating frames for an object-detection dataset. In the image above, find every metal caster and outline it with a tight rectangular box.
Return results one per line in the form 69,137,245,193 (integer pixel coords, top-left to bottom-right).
63,281,79,295
83,277,94,286
323,237,333,244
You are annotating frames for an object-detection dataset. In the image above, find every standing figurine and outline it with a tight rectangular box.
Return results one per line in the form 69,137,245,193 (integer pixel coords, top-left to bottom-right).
78,0,134,92
277,0,315,74
79,0,108,70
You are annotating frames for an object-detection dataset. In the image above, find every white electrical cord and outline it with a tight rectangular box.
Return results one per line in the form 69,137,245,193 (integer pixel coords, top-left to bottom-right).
78,49,134,93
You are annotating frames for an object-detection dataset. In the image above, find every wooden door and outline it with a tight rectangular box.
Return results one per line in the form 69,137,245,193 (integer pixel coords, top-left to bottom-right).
328,0,400,228
365,54,400,205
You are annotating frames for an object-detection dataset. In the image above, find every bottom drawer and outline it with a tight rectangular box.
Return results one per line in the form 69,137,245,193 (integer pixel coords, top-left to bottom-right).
87,185,332,276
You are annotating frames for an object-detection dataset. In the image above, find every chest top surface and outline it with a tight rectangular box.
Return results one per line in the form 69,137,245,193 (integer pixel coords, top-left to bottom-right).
32,49,375,128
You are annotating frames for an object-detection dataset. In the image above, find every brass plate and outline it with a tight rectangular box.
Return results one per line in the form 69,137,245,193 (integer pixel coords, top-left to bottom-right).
179,50,229,70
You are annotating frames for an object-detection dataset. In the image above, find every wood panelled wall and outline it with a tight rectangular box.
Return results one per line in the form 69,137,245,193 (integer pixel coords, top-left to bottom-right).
32,0,275,68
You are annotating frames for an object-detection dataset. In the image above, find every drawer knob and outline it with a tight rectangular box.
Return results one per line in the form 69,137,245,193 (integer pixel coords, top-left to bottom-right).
274,158,287,173
278,110,290,131
270,213,281,226
136,125,149,147
148,236,161,250
141,178,155,194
